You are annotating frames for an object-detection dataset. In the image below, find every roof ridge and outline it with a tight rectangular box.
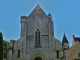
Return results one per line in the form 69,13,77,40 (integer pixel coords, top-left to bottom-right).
66,42,80,56
28,5,47,17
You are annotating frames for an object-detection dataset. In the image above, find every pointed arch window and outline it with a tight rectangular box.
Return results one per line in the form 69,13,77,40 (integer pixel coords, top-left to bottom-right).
35,29,40,47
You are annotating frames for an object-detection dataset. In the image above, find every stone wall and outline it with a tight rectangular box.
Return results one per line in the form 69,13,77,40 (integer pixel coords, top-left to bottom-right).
66,42,80,60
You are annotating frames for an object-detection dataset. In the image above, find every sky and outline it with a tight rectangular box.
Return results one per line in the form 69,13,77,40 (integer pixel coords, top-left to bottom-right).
0,0,80,46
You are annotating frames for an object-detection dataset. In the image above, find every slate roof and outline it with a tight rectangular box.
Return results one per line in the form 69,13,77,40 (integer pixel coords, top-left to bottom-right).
74,37,80,42
48,12,52,16
62,33,69,44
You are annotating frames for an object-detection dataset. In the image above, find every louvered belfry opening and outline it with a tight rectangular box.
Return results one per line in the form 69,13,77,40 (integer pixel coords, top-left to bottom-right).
35,29,40,47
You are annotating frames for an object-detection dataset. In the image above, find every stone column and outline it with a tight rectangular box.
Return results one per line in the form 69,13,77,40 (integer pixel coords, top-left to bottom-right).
48,22,52,60
24,21,28,58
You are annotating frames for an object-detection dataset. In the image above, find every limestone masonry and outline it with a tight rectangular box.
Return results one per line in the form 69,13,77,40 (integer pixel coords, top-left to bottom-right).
5,5,80,60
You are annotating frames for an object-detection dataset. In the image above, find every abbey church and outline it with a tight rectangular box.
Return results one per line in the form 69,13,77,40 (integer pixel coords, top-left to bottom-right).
0,5,80,60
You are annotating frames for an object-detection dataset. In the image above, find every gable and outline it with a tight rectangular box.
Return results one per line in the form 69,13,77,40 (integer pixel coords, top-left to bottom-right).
66,42,80,60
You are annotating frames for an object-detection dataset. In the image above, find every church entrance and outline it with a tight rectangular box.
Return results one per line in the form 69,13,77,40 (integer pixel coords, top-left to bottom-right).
35,57,42,60
30,52,47,60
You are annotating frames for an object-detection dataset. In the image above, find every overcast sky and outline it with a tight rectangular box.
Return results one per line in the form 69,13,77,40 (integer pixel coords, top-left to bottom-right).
0,0,80,46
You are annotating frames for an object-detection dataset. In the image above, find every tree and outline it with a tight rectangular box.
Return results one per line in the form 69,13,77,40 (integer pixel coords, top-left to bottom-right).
0,32,4,60
3,40,9,59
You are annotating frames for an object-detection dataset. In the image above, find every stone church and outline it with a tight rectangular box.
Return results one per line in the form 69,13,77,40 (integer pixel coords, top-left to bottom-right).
5,5,80,60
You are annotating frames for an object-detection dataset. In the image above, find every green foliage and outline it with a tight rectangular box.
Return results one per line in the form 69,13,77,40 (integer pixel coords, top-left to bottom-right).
3,40,9,59
0,34,4,60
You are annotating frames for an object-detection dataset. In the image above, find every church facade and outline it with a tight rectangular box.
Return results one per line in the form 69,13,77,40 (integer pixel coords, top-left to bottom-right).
7,5,70,60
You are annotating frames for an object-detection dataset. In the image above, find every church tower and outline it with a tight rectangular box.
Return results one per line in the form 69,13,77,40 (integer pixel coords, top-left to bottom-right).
24,4,55,60
7,5,63,60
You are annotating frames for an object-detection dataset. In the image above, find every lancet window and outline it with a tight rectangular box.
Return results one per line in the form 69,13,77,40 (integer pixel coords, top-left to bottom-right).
35,29,40,46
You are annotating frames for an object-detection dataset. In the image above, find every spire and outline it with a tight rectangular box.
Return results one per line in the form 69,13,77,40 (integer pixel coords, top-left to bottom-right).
62,33,69,44
48,12,52,19
48,12,52,16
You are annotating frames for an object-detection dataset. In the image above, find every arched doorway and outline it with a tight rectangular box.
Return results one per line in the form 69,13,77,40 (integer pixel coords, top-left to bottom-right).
35,57,42,60
29,52,47,60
